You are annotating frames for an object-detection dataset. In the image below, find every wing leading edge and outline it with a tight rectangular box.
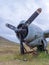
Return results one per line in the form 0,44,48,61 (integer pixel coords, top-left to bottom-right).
44,30,49,38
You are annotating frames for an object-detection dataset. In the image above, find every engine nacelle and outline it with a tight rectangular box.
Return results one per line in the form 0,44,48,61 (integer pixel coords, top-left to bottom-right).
24,24,43,43
16,20,43,43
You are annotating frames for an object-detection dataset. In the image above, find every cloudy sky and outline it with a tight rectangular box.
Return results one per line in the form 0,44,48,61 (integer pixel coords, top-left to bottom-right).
0,0,49,43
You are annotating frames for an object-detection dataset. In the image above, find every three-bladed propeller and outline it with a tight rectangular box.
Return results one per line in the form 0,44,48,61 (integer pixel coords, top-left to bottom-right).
6,8,42,54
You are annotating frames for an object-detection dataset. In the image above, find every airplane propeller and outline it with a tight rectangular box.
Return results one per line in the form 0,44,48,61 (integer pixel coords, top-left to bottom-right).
6,8,42,54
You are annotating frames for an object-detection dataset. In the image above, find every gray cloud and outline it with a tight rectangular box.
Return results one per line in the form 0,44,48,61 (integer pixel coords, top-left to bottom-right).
0,0,49,42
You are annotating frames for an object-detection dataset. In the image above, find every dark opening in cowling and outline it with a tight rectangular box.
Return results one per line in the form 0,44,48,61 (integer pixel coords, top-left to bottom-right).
16,23,28,39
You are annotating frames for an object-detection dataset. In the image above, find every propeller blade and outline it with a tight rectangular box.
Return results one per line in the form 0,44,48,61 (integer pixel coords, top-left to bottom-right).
25,8,42,26
19,34,24,54
6,23,26,33
6,23,17,31
20,40,24,54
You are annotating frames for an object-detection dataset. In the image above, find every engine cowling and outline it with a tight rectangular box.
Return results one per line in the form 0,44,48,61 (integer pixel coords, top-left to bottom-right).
16,20,43,43
16,20,28,40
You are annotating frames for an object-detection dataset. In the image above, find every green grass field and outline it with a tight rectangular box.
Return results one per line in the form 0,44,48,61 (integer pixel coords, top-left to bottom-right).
0,37,49,65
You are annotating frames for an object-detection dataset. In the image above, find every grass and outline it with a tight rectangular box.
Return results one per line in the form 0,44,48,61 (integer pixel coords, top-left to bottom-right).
0,37,49,65
0,45,49,65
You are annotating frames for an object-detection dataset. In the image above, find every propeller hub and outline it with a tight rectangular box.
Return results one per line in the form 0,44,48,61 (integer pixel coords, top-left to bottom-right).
16,23,28,40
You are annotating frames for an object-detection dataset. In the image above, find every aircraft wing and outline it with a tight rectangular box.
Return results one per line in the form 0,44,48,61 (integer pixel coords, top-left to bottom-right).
44,30,49,38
